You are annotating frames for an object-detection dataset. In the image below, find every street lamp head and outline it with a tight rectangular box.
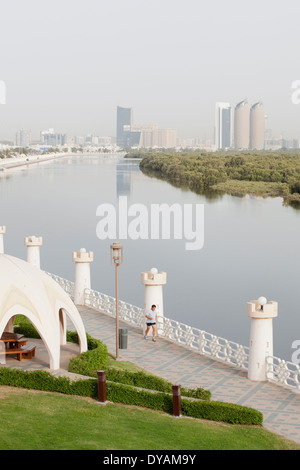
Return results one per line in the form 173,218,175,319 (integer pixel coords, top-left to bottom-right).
258,296,267,306
110,242,123,266
258,296,267,311
150,267,158,275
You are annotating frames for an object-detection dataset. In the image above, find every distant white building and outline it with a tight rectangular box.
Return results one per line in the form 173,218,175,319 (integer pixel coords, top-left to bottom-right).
40,128,67,147
250,102,265,150
215,102,232,150
16,128,31,148
234,99,250,150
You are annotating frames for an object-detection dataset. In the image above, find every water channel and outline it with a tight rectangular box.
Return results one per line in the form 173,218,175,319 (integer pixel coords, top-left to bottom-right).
0,153,299,362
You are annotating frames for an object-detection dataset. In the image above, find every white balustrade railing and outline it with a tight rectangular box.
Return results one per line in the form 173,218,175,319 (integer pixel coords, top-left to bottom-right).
84,288,145,330
46,272,300,393
160,316,249,368
266,356,300,392
45,272,75,298
84,288,249,370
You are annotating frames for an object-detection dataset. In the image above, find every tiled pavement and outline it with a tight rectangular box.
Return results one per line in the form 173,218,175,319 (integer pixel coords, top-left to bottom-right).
2,305,300,445
77,306,300,445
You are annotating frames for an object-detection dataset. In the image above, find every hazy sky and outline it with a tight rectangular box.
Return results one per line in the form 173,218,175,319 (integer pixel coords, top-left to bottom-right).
0,0,300,141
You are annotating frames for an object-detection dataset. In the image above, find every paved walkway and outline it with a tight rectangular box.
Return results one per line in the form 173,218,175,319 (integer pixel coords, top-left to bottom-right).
2,305,300,445
77,306,300,445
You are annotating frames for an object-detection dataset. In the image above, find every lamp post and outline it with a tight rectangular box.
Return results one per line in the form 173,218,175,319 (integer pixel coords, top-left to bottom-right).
110,242,123,360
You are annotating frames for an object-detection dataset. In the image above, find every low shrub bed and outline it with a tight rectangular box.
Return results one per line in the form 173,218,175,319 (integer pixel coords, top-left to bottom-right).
0,368,97,397
0,368,263,425
14,316,210,400
104,367,211,401
14,316,108,372
10,317,263,425
13,317,41,339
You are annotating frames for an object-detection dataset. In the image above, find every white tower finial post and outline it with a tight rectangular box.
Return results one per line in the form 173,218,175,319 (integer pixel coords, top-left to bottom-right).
72,248,93,305
0,226,6,254
246,297,278,381
141,268,167,336
24,236,43,269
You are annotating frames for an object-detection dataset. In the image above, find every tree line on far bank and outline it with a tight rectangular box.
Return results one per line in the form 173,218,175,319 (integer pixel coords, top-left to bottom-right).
136,151,300,204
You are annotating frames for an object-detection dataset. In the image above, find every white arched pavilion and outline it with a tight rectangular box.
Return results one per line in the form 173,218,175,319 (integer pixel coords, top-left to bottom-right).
0,254,88,370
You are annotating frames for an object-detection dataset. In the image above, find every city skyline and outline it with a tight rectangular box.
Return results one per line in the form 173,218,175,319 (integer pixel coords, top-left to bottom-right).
2,97,299,148
0,0,300,143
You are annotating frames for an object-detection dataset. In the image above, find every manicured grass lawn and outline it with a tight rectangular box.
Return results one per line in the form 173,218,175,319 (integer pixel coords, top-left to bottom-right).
0,386,299,450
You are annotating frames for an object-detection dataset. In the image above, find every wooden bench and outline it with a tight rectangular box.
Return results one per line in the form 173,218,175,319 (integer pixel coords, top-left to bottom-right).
4,344,36,361
19,344,36,360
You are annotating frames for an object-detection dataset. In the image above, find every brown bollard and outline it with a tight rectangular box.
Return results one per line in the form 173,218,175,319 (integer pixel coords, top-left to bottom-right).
172,384,181,417
97,370,107,405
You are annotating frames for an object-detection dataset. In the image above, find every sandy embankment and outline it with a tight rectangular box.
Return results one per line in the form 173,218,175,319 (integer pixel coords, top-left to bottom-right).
0,152,72,171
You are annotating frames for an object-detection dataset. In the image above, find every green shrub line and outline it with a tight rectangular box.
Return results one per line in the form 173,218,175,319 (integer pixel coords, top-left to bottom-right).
10,316,263,425
14,316,211,400
103,368,211,401
0,368,263,426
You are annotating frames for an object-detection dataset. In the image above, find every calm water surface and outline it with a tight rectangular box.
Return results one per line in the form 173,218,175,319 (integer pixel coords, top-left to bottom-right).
1,154,299,362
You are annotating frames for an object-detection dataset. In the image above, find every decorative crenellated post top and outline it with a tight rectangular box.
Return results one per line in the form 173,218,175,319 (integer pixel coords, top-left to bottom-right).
24,236,43,247
246,299,278,319
72,248,94,263
141,268,167,286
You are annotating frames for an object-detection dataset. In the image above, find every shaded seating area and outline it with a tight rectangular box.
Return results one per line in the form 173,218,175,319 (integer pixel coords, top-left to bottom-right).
0,253,88,370
1,332,36,361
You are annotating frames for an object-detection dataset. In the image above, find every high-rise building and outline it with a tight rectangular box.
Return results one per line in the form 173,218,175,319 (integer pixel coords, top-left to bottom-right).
40,128,67,147
133,125,177,148
250,102,265,150
116,106,177,149
116,106,132,147
234,100,250,149
215,102,232,150
152,128,177,148
16,129,31,147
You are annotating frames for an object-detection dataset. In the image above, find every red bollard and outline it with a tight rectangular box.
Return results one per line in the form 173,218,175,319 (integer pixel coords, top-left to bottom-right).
172,384,181,417
97,370,107,405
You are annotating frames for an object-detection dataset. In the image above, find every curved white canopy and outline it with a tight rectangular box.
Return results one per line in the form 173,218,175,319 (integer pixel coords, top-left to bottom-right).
0,254,88,369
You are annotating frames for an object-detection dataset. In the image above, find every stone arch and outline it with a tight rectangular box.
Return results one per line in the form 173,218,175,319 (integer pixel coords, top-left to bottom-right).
56,301,87,353
0,253,88,370
0,304,58,370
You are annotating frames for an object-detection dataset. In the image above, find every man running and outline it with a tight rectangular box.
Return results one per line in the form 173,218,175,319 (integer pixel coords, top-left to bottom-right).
144,304,157,342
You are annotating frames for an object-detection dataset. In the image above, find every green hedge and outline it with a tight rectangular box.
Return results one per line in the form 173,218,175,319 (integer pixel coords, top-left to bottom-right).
66,330,103,351
0,368,263,425
0,368,97,397
14,317,41,339
14,316,210,401
107,381,263,425
14,317,108,373
68,346,108,375
10,317,263,425
104,367,211,401
67,331,108,373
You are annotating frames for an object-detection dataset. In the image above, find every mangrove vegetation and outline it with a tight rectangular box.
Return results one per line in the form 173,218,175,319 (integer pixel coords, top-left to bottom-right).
137,151,300,206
